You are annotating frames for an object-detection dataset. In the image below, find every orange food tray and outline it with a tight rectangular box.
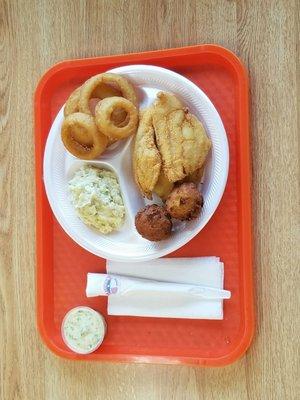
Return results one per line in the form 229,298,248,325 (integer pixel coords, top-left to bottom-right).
35,45,254,366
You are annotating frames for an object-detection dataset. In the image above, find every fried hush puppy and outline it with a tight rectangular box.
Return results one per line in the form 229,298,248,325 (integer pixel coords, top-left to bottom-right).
135,204,172,241
166,182,203,221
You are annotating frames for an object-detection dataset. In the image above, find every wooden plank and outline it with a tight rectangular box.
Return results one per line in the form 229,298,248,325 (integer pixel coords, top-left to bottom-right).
0,0,298,399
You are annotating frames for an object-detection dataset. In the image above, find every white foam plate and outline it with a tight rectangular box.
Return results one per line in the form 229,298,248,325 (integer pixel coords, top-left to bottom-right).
43,65,229,262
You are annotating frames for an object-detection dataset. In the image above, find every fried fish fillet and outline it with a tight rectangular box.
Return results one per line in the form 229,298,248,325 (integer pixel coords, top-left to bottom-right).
153,171,174,200
180,165,205,185
133,108,161,199
152,92,211,182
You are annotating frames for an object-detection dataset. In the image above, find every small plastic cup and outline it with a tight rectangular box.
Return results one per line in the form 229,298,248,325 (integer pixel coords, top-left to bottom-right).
61,306,107,354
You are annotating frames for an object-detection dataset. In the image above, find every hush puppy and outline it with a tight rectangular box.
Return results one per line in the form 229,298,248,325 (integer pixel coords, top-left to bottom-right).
166,183,203,221
135,204,172,241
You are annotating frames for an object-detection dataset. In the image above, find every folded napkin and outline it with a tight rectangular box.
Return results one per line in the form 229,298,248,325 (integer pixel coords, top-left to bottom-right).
103,257,227,320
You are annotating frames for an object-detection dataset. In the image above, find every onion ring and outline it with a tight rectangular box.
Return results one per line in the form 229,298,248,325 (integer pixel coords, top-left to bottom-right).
89,98,128,127
95,97,139,140
64,82,124,117
90,99,118,146
64,87,81,117
79,73,138,115
88,98,101,116
89,99,127,145
93,82,122,98
89,99,126,146
61,112,108,159
93,82,130,126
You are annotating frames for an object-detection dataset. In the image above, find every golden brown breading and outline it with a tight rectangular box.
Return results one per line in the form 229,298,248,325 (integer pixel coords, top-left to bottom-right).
135,204,172,241
132,108,162,199
64,87,81,117
180,165,205,185
152,92,211,182
166,182,203,221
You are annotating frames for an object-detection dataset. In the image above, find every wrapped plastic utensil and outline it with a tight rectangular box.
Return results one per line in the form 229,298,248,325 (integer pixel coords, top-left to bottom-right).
86,273,231,300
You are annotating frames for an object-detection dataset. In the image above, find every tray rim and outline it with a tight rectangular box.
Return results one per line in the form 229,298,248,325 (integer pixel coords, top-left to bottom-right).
35,44,254,367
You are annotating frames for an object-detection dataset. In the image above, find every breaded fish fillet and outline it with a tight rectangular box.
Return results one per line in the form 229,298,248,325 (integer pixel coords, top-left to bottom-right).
153,171,174,201
152,92,211,182
133,108,161,199
180,165,205,185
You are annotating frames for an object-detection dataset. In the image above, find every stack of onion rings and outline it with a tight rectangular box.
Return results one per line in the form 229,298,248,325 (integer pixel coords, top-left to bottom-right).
61,73,139,159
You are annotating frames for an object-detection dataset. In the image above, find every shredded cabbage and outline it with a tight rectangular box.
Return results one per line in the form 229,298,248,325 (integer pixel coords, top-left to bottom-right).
68,166,125,234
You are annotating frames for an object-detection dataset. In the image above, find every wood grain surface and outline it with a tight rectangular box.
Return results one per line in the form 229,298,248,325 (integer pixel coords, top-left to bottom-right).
0,0,299,399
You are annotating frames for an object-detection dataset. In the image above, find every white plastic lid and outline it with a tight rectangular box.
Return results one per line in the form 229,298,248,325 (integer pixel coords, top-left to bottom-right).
61,306,107,354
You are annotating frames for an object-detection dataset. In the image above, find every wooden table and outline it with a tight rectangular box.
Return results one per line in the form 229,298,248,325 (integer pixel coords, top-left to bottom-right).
0,1,299,399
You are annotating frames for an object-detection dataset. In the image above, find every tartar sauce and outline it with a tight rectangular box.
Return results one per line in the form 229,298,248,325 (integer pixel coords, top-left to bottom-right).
62,307,106,354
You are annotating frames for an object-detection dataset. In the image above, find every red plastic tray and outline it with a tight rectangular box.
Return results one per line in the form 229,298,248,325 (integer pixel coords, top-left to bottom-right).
35,45,254,366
